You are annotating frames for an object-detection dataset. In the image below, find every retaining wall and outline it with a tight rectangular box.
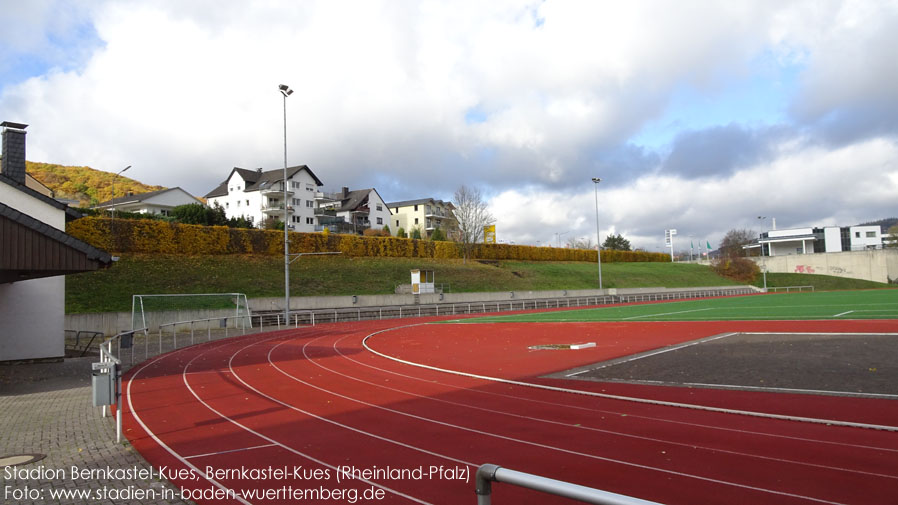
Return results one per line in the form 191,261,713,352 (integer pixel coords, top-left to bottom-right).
65,285,752,336
751,249,897,284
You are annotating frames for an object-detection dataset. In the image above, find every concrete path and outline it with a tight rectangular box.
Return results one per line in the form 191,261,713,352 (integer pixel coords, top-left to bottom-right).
0,357,193,505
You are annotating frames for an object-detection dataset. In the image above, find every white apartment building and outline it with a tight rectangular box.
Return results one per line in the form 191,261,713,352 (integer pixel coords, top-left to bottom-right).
386,198,456,238
747,225,883,256
204,165,323,231
315,187,392,234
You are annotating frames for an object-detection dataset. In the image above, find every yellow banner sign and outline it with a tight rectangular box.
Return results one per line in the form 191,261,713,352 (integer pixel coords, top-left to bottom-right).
484,225,496,244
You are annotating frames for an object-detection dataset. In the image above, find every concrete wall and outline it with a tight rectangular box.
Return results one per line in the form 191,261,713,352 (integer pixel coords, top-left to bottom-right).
0,277,65,362
63,285,748,336
752,249,897,284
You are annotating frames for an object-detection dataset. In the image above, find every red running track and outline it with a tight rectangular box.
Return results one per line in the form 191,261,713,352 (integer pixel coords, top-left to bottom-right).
123,317,898,505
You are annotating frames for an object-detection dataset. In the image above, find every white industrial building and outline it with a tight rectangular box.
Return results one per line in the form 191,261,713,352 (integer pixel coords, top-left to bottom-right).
746,225,883,256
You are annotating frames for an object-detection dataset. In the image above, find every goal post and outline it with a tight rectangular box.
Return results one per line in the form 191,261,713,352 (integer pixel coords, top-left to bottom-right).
131,293,251,333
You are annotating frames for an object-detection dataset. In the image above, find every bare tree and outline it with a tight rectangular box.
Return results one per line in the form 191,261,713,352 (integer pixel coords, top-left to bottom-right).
718,229,756,258
453,185,496,263
566,236,595,250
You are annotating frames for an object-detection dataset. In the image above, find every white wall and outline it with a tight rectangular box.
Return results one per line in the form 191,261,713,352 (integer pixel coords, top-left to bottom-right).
824,227,842,252
0,182,64,229
0,277,65,361
849,226,882,250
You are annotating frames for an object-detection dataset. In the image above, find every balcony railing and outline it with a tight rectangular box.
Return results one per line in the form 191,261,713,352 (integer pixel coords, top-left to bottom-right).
261,204,294,214
259,184,293,196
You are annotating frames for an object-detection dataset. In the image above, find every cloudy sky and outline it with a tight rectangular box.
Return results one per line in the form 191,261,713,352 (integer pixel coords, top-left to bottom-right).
2,0,896,251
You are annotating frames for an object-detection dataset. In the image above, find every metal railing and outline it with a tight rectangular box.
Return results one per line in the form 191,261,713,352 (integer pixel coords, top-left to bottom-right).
102,287,755,370
475,464,663,505
765,285,815,293
65,329,104,356
94,328,146,443
269,287,756,325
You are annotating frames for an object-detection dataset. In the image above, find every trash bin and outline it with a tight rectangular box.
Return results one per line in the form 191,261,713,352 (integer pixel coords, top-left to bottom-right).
92,368,115,407
120,332,133,349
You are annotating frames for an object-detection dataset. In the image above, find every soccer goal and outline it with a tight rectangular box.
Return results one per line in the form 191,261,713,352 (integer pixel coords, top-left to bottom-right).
131,293,251,333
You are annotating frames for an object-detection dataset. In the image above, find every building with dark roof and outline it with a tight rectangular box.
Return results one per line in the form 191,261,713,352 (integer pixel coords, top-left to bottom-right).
93,187,203,216
315,187,392,234
204,165,323,231
0,121,113,362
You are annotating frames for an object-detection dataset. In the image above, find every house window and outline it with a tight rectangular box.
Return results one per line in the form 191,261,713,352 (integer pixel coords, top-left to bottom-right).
306,200,314,208
414,218,419,224
292,198,300,205
246,200,249,206
394,208,399,213
866,231,876,238
414,205,418,211
226,202,229,208
855,232,861,238
237,200,241,207
376,204,382,211
377,217,383,225
396,220,399,227
306,217,314,224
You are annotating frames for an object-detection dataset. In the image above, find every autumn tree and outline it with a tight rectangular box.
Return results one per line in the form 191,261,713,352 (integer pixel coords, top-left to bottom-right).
718,229,756,258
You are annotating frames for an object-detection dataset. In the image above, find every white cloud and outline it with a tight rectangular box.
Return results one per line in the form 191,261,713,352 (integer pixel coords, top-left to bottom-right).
490,136,898,250
1,0,896,244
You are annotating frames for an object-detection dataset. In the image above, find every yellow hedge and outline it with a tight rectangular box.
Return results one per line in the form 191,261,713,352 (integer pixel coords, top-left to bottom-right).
67,217,670,262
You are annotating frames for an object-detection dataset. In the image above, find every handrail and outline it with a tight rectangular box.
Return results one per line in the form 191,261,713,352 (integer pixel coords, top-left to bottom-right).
475,464,663,505
95,328,147,443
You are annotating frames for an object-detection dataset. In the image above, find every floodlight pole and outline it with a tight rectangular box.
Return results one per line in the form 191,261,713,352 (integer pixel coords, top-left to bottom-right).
592,177,603,290
111,165,130,254
280,84,293,325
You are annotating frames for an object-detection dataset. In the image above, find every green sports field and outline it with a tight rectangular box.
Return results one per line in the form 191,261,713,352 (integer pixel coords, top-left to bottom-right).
450,290,898,323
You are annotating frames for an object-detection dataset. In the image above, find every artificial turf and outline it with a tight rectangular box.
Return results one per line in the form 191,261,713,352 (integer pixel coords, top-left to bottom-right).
448,290,898,323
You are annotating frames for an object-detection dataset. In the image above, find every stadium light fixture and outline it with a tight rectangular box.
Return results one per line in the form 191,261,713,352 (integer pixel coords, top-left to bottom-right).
281,84,292,325
592,177,603,290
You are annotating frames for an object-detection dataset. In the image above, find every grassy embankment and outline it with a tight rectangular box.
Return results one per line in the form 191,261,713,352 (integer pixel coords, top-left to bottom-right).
66,254,894,313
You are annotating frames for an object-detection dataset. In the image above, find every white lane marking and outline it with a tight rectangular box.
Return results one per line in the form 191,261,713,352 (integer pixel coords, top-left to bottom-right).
127,345,252,505
331,332,898,454
623,308,714,320
253,335,853,504
832,311,855,318
361,325,898,432
299,336,898,480
184,443,277,460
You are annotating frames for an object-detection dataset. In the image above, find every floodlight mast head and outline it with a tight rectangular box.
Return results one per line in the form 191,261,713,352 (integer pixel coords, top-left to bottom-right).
592,177,601,183
279,84,293,97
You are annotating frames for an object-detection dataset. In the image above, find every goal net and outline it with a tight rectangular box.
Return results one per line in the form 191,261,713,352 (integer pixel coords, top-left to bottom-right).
131,293,251,332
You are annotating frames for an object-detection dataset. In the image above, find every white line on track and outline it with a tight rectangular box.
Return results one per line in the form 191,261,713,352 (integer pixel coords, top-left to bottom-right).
679,382,898,399
302,335,898,480
186,336,438,504
567,332,738,375
833,311,855,318
623,308,714,320
331,333,898,454
250,335,856,504
184,444,278,460
361,324,898,432
127,346,253,505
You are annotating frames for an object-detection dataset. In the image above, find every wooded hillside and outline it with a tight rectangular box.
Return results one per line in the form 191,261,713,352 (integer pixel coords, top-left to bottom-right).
26,161,164,206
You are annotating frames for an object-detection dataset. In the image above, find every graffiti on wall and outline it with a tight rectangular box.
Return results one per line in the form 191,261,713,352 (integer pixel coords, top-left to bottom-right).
794,265,816,273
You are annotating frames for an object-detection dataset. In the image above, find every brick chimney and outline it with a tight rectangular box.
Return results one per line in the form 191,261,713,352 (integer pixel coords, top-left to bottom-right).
1,121,28,184
342,186,349,198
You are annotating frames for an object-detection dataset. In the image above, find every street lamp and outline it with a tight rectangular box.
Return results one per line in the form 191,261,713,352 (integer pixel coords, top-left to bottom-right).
280,83,293,325
111,165,131,255
592,177,603,290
